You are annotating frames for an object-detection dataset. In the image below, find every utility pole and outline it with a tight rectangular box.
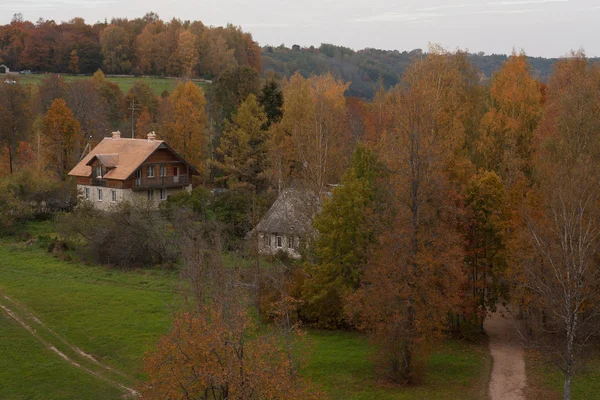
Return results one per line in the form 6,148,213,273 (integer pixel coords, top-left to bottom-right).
129,99,141,138
79,135,92,161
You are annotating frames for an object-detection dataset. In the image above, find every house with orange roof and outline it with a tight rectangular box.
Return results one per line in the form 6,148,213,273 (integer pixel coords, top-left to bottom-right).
68,131,198,210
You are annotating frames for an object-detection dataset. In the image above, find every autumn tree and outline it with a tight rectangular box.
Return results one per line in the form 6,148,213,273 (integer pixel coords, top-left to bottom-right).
348,49,471,383
277,72,351,196
169,30,199,78
302,145,389,328
20,22,57,72
0,81,32,173
92,69,125,129
135,20,174,76
198,30,237,77
140,220,321,400
38,74,68,111
42,98,81,179
99,25,133,74
68,49,80,74
160,81,207,170
463,170,510,331
477,52,543,186
67,80,110,141
136,107,153,139
215,94,269,191
518,52,600,400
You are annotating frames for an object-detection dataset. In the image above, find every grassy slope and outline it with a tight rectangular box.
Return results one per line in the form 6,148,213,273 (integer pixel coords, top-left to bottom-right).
0,242,178,379
0,222,491,399
0,312,122,400
14,74,209,95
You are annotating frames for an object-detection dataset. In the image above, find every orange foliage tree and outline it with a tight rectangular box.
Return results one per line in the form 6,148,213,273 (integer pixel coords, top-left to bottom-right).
517,52,600,400
141,221,322,400
275,72,351,195
348,49,472,384
42,98,81,179
477,52,543,186
159,81,207,171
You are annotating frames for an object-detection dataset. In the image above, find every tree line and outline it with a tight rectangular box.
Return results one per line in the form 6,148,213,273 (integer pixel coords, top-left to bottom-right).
262,43,600,99
0,12,261,78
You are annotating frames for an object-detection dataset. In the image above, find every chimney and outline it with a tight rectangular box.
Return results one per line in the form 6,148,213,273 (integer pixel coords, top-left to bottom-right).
147,131,156,141
112,131,121,140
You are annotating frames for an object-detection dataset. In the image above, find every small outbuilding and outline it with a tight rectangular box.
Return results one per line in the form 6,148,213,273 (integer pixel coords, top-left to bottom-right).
254,188,320,259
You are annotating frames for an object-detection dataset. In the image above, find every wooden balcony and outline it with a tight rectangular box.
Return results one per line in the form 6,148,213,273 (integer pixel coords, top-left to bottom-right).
132,175,190,190
91,178,107,187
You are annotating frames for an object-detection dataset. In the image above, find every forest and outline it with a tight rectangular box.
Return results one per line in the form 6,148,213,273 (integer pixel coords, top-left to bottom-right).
0,12,599,400
0,12,261,78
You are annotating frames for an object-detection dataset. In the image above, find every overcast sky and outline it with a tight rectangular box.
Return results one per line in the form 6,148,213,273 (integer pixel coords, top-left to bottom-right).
1,0,597,57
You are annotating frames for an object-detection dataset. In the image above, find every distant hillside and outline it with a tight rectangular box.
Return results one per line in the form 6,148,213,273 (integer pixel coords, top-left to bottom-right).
262,44,597,99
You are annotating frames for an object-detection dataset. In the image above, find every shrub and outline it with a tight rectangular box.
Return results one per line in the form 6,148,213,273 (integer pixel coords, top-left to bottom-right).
57,200,177,268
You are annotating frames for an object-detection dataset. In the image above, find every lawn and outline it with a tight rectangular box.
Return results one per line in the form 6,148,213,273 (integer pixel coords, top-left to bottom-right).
308,331,490,400
13,74,209,95
0,311,122,400
0,222,491,399
525,350,600,400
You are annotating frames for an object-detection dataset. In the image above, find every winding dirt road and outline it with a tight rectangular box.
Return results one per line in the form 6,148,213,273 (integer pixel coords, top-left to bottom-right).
484,306,527,400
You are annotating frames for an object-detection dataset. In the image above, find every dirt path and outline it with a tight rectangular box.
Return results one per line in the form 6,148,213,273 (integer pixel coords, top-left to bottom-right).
484,306,527,400
0,292,138,398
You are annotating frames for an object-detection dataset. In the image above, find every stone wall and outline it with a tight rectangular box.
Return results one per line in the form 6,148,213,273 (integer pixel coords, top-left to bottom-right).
77,184,191,211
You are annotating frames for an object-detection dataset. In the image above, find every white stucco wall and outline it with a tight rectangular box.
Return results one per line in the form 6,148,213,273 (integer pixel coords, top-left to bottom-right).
77,184,192,211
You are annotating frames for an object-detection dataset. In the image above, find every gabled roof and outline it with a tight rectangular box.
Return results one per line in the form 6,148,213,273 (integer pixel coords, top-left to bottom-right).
69,137,198,181
87,154,119,168
256,189,319,236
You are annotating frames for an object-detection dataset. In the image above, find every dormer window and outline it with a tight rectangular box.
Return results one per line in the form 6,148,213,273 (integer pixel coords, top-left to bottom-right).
95,165,102,178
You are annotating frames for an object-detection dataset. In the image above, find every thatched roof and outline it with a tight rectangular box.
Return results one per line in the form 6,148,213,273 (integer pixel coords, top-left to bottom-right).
256,189,319,236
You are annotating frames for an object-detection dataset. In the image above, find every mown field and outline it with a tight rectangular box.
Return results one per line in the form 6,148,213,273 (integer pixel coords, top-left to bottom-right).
0,221,491,399
9,74,209,95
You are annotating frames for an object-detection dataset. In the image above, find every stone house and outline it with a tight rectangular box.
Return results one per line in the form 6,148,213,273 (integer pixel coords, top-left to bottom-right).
68,131,198,210
254,188,320,259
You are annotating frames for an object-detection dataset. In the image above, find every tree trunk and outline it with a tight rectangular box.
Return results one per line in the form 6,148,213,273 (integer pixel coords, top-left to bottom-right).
564,368,571,400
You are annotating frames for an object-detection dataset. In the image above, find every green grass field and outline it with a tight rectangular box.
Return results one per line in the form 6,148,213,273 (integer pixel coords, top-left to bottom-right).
526,351,600,400
12,74,209,95
0,312,123,400
0,221,492,399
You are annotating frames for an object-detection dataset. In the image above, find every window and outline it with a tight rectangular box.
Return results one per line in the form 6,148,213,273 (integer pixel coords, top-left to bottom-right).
160,188,167,201
95,165,102,178
147,190,154,201
288,236,296,250
276,236,283,248
147,165,155,178
97,188,103,201
160,165,167,177
263,234,271,247
111,190,117,202
84,187,89,200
